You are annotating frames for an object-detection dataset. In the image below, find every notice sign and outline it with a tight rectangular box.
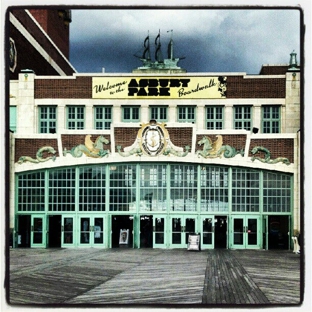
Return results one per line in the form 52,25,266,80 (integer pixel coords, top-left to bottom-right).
92,76,227,99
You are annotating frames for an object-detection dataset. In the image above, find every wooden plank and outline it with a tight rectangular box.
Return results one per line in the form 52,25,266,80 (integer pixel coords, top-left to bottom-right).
9,248,301,306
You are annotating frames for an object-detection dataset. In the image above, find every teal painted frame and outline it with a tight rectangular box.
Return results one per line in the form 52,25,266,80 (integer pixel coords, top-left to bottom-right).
233,105,252,130
177,105,196,123
262,105,281,133
66,105,85,129
38,106,57,133
205,106,224,130
122,106,140,122
94,105,112,130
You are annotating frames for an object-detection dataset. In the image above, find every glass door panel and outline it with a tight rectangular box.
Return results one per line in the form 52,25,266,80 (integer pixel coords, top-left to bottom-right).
93,217,104,246
170,216,197,248
62,216,74,246
153,216,166,248
140,215,153,248
246,216,260,248
80,217,91,245
31,215,46,247
233,218,244,246
171,217,182,245
247,218,258,245
230,216,261,249
201,216,214,249
185,218,195,243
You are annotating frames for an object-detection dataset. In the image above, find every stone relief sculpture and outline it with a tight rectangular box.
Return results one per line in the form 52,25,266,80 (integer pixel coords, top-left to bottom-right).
17,146,56,164
63,135,110,158
117,139,143,157
251,146,290,165
117,120,189,157
163,140,190,157
196,135,244,159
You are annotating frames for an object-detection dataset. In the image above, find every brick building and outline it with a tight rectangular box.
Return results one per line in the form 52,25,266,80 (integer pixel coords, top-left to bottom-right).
8,8,75,78
8,10,301,250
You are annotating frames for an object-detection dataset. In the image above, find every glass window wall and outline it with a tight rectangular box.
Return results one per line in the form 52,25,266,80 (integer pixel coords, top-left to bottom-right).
48,168,76,211
232,169,260,212
16,164,292,215
170,164,197,212
109,164,137,211
263,172,292,212
17,171,45,211
140,164,167,212
200,166,229,212
79,166,106,211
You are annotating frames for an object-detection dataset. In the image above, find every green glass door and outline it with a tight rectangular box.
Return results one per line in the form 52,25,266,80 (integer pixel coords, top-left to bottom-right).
80,217,91,245
92,216,105,247
31,215,46,248
232,217,244,247
62,215,75,247
230,216,261,249
170,216,196,248
153,216,166,248
201,216,214,249
171,217,182,247
79,216,105,247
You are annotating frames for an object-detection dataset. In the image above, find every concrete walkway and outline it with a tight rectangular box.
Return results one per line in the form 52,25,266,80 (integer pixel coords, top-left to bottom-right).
7,248,301,307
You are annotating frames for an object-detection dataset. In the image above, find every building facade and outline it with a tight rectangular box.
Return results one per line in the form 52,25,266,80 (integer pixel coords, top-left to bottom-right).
9,55,301,250
8,9,300,250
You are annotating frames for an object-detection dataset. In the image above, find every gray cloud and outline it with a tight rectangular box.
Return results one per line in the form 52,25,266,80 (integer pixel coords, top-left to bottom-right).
69,8,301,74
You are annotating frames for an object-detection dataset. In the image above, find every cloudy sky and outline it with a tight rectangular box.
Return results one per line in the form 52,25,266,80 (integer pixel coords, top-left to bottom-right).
69,7,301,74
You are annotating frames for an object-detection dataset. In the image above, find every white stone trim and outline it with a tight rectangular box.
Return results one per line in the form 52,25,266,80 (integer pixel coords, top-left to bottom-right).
74,72,248,77
242,75,285,79
13,153,296,174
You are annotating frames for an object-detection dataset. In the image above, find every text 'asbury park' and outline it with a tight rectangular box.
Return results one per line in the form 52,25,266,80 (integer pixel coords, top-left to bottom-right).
92,77,226,99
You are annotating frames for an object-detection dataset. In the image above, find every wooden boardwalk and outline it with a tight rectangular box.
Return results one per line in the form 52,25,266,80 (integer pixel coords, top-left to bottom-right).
231,249,301,305
7,248,301,306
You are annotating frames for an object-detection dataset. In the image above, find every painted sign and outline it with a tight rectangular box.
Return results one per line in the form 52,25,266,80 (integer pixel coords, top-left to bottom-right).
92,76,227,99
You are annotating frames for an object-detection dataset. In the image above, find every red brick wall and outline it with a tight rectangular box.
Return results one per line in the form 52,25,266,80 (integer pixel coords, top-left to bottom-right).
9,24,60,80
222,134,247,150
15,139,58,162
166,127,193,148
33,76,286,99
114,128,140,151
226,76,285,98
249,139,294,163
28,9,70,58
35,76,92,98
9,9,74,79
